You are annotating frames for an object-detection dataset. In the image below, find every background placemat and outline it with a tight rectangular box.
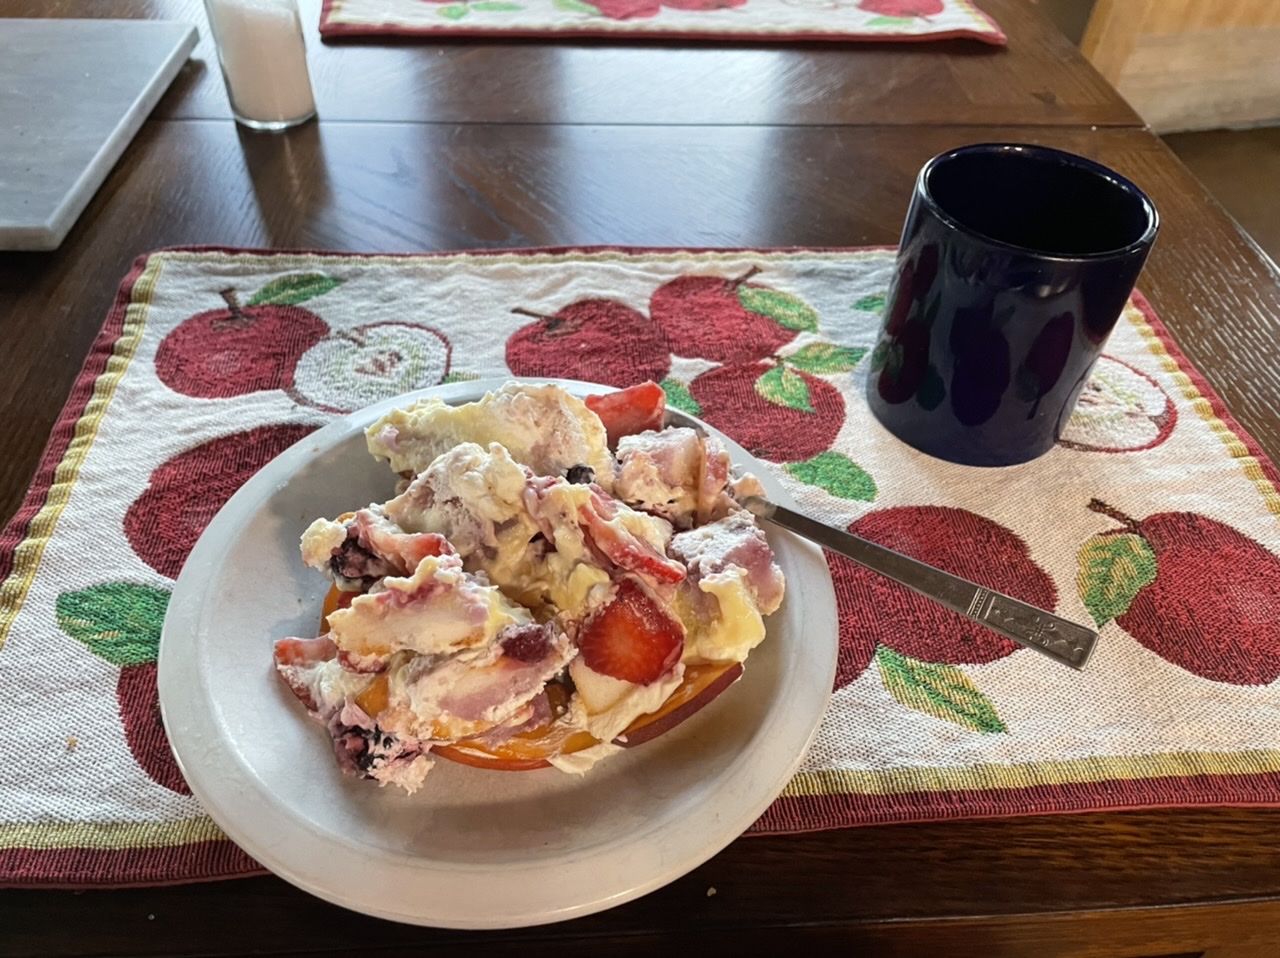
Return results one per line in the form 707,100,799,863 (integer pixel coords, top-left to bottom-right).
3,246,1279,887
320,0,1005,43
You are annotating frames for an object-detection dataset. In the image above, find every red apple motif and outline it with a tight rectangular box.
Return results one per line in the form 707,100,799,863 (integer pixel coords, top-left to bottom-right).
118,662,191,795
659,0,746,8
1084,500,1280,685
688,361,845,463
831,506,1056,688
55,581,189,794
155,284,332,398
590,0,744,19
289,321,451,414
649,268,802,365
124,424,317,579
590,0,662,16
857,0,943,17
506,299,670,389
1059,356,1176,453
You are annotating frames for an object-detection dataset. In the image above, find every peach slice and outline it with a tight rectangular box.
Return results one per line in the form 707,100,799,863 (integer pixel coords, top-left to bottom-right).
315,588,747,771
615,660,743,748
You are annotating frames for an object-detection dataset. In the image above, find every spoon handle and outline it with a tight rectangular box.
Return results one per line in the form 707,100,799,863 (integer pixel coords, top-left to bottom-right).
741,496,1098,670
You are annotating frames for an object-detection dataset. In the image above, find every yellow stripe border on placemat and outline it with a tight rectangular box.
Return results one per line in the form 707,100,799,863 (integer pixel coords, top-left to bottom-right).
0,815,224,852
1126,300,1280,516
0,256,166,654
3,248,1276,855
784,748,1280,798
154,246,898,273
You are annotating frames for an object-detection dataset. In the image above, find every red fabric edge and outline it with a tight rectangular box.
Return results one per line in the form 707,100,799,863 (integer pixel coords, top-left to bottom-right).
316,0,1007,45
0,252,152,583
318,24,1009,46
1128,289,1280,488
5,244,1278,888
0,841,265,890
142,242,902,257
962,0,1005,42
750,769,1280,835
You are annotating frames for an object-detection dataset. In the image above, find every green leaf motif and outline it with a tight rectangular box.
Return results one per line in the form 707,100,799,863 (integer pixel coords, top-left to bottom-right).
853,293,886,313
1077,532,1157,627
866,16,915,27
875,646,1007,734
755,365,813,413
784,342,867,375
660,377,702,416
472,1,522,9
438,3,470,18
738,286,820,333
554,0,600,11
248,273,343,307
442,371,482,384
785,452,876,501
56,583,171,667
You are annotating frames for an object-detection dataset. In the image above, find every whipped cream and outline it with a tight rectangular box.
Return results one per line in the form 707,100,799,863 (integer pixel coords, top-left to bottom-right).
274,381,786,792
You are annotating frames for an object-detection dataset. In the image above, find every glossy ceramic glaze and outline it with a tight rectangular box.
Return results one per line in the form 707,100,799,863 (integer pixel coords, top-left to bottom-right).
866,143,1159,466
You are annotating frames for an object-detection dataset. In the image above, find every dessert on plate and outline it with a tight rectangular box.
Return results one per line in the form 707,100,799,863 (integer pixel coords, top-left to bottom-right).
273,380,786,792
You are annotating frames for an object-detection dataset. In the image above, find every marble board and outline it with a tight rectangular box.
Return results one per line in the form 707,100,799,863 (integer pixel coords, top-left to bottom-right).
0,19,198,251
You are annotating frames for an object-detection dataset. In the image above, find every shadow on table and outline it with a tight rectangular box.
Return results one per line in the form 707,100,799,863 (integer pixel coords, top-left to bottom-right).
236,121,335,247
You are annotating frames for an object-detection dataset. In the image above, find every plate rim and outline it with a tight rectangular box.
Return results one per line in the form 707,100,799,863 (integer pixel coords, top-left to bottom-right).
158,377,838,928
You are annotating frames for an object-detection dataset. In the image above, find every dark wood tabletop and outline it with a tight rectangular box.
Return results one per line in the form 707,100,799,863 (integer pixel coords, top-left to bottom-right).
2,2,1279,956
16,0,1139,127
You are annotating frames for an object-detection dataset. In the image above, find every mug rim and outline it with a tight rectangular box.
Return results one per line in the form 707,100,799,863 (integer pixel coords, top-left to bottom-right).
918,143,1160,261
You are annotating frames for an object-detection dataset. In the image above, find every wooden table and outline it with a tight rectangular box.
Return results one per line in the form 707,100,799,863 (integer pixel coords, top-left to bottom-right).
3,2,1279,955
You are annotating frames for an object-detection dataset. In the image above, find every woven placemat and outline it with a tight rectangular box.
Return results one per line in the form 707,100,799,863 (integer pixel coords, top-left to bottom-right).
319,0,1005,43
3,245,1278,887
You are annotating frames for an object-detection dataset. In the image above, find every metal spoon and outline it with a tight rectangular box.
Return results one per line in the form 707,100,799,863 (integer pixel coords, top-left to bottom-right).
739,495,1097,670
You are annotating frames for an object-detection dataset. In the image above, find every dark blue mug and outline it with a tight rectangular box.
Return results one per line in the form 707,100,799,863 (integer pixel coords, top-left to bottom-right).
865,143,1159,466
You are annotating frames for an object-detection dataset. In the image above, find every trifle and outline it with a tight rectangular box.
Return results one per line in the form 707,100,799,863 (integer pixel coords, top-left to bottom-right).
273,381,786,792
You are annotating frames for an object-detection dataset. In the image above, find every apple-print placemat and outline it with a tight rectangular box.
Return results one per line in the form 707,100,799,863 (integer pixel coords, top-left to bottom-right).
3,245,1280,887
319,0,1005,44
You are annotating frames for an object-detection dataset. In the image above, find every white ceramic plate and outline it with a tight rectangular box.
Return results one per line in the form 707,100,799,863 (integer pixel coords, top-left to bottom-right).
159,378,838,929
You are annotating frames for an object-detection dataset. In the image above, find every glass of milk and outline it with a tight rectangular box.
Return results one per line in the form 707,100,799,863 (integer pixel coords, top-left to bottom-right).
203,0,317,131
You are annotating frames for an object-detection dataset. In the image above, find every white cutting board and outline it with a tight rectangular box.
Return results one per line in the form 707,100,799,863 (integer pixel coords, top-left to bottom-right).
0,19,197,251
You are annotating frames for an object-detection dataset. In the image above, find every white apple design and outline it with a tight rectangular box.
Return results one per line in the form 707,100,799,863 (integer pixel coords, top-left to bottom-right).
1059,355,1177,453
290,322,451,413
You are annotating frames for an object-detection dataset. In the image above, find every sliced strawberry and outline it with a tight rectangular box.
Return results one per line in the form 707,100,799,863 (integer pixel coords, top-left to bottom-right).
272,636,339,710
354,517,453,576
585,381,667,447
578,491,686,585
577,579,684,685
273,635,338,668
